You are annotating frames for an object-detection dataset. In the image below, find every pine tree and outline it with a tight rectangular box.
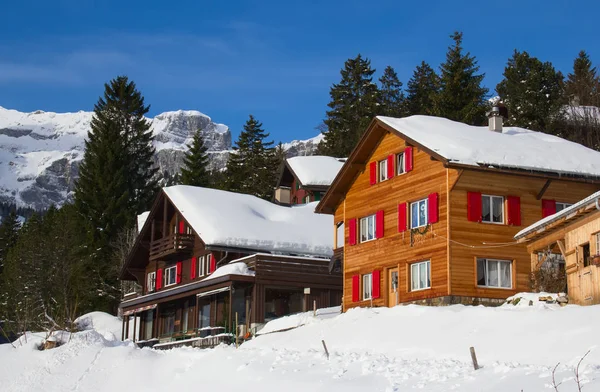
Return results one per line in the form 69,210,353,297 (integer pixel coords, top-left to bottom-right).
0,210,20,279
319,54,380,157
226,115,278,200
405,61,440,116
378,66,405,117
565,50,600,106
179,129,211,187
496,50,565,132
434,32,489,124
74,76,157,312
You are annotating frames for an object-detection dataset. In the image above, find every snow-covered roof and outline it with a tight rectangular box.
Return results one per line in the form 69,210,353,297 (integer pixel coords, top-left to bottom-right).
378,115,600,178
286,156,345,186
515,190,600,239
163,185,333,257
137,211,150,233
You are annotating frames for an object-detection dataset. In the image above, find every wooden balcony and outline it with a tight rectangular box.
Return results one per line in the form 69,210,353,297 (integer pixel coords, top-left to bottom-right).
149,234,194,261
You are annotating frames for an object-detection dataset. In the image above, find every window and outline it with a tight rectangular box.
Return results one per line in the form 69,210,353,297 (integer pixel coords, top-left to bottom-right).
581,243,591,267
147,272,156,293
596,233,600,255
556,202,572,213
477,258,512,288
396,152,405,175
362,273,372,300
314,192,321,202
304,195,311,204
336,222,344,248
359,214,376,243
482,195,504,224
411,260,431,291
410,198,428,228
164,265,177,287
378,160,388,182
198,255,211,277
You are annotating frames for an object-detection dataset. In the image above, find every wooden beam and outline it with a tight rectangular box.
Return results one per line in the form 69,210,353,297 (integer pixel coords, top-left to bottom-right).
449,169,464,192
536,179,552,200
556,240,567,259
162,197,168,235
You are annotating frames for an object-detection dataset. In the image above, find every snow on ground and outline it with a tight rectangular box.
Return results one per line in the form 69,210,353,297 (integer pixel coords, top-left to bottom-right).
1,302,599,391
257,306,341,335
74,312,124,341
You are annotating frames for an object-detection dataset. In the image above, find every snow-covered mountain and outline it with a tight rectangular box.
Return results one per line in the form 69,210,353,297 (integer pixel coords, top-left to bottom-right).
0,106,322,210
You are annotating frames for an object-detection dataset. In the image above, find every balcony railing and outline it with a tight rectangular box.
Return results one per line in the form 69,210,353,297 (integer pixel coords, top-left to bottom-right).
149,234,194,261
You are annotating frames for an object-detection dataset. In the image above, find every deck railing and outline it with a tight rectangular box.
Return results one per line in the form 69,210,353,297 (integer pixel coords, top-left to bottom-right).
149,234,194,260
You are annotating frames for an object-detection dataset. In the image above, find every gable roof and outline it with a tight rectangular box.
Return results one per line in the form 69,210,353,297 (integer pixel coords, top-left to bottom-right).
378,115,600,177
163,185,333,257
316,115,600,214
285,156,345,187
514,190,600,242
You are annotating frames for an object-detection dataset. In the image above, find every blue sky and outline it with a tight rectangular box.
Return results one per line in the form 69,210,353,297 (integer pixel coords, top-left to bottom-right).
1,0,599,144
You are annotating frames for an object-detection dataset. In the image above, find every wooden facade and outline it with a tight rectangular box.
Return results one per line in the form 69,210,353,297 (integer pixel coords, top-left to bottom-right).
119,189,341,347
516,194,600,305
318,119,600,311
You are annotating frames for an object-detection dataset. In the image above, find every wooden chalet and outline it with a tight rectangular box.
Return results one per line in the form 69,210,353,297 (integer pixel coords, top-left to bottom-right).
274,156,345,205
119,185,341,348
316,111,600,311
515,190,600,305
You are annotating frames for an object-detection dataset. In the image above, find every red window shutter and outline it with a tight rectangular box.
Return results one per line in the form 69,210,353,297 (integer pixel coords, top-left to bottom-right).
398,203,407,232
372,270,381,299
210,254,216,273
352,275,360,302
467,191,482,222
348,218,357,246
156,268,163,290
542,199,557,218
404,147,413,172
375,210,385,238
176,261,182,284
428,193,439,223
387,154,395,179
178,220,185,234
190,257,197,279
369,161,377,185
507,196,521,226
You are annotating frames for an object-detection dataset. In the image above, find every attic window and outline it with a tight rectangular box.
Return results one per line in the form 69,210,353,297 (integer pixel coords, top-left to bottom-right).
378,160,388,182
556,202,572,213
397,152,405,175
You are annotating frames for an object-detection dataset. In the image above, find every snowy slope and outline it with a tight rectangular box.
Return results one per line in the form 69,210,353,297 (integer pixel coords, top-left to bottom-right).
0,106,323,210
1,301,599,391
163,185,333,257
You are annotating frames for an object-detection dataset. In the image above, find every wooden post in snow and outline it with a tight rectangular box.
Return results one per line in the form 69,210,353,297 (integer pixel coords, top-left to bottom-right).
235,312,239,349
321,340,329,360
313,300,316,317
470,346,480,370
133,314,137,343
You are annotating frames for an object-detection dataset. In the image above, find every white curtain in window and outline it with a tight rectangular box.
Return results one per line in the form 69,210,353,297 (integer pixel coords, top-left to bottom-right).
487,261,498,287
411,264,419,290
500,261,511,288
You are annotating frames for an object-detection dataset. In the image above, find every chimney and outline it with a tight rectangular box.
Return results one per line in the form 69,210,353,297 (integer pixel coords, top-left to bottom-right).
487,106,503,132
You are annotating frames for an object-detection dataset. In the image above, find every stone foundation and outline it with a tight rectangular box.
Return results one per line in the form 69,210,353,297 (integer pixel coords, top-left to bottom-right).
404,295,505,307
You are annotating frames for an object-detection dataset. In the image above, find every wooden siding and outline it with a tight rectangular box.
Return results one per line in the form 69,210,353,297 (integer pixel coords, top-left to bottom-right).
449,171,600,299
335,127,449,310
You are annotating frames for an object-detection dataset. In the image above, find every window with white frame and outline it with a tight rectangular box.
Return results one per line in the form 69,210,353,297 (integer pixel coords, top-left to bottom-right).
198,255,210,277
362,273,372,300
164,265,177,287
556,202,572,213
360,214,376,243
410,260,431,291
410,198,428,228
396,152,405,175
304,195,311,204
378,159,388,182
336,222,344,248
147,271,156,293
477,258,512,288
482,195,504,224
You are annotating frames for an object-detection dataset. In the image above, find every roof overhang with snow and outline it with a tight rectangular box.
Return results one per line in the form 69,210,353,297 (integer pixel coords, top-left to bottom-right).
277,156,345,190
316,115,600,215
514,190,600,244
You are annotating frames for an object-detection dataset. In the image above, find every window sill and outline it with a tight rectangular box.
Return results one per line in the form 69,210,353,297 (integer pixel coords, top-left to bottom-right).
410,286,431,292
481,220,504,225
410,224,428,230
164,283,177,288
476,285,513,290
359,238,377,244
